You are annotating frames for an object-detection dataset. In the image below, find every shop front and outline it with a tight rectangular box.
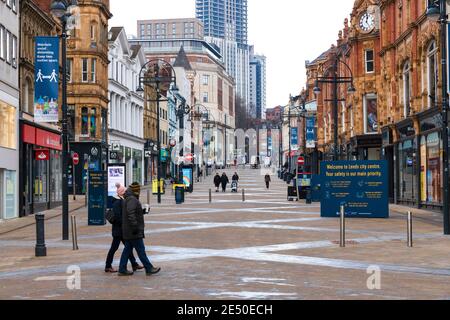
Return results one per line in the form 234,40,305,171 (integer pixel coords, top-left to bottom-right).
418,110,443,210
20,123,62,216
394,119,418,206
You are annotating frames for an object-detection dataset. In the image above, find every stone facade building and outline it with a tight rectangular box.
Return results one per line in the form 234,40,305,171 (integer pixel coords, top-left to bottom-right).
304,0,444,210
66,0,112,194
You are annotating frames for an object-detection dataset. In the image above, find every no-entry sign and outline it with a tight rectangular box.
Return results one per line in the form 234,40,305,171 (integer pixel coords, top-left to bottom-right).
297,156,305,165
73,152,80,165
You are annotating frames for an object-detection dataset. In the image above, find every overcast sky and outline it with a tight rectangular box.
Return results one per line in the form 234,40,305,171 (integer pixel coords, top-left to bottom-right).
110,0,355,108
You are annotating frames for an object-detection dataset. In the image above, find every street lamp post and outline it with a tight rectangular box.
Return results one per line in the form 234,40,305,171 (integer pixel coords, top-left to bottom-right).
50,0,77,241
313,57,355,161
173,95,190,184
427,0,450,234
137,59,177,204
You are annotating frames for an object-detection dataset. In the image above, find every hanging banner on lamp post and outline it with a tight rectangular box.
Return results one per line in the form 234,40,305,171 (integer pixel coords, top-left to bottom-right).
34,36,60,123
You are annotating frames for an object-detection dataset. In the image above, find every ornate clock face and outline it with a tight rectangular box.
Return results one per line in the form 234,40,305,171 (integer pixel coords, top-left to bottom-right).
359,12,375,32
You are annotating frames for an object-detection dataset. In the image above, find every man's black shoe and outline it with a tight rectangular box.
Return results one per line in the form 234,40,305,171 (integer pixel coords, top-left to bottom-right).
118,271,134,277
146,267,161,276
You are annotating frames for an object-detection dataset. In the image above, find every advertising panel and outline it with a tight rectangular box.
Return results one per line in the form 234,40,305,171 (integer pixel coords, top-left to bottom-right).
320,161,389,218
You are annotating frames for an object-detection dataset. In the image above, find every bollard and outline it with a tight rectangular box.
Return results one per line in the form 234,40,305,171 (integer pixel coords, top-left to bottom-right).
35,213,47,257
242,189,245,202
71,215,79,251
306,189,312,204
340,205,346,248
407,211,413,248
209,189,212,203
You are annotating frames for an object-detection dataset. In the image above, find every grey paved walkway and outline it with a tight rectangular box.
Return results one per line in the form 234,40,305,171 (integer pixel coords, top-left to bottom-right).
1,167,450,300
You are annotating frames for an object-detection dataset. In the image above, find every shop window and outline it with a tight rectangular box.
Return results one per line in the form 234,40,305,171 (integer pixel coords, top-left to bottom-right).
398,139,416,202
3,170,17,219
420,132,442,204
0,100,16,149
427,41,438,108
90,108,97,138
81,107,89,135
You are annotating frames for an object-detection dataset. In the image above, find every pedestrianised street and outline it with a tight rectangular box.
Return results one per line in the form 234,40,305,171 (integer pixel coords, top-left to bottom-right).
1,169,450,300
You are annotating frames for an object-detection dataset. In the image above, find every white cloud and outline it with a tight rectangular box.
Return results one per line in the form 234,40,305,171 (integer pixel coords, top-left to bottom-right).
110,0,355,108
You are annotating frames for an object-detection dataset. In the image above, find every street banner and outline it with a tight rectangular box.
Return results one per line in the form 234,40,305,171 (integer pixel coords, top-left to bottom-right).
291,128,298,146
306,117,316,148
320,161,389,218
34,36,59,123
88,171,107,226
182,167,193,188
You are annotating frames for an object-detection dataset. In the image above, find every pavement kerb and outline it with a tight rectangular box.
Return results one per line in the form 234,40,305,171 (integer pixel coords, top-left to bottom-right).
0,202,86,236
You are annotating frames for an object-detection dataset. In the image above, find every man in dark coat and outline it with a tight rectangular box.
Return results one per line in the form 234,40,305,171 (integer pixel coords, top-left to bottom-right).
118,182,161,276
265,174,272,189
214,173,221,192
105,186,143,273
221,173,229,192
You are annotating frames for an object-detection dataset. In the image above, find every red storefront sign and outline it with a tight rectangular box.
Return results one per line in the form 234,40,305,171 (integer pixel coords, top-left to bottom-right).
22,124,62,151
35,149,50,161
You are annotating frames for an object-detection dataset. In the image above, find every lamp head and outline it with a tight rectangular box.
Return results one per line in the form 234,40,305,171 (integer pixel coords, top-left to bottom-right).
50,1,67,18
347,84,356,94
136,85,144,93
426,0,440,22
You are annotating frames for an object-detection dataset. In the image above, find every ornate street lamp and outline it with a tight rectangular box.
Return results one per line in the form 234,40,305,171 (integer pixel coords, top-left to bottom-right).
313,57,355,161
50,0,78,241
137,59,177,204
427,0,450,234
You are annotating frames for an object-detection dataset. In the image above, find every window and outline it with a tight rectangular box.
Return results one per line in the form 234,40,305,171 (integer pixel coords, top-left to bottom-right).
81,107,89,135
202,75,209,85
0,100,16,149
403,61,411,117
427,41,438,108
364,95,378,134
67,58,73,82
365,50,374,73
90,108,97,138
11,34,16,68
90,24,96,41
0,25,4,60
6,30,10,64
82,58,88,82
91,58,96,83
202,92,209,103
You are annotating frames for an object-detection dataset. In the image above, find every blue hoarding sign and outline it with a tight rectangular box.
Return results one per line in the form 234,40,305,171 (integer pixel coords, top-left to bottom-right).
34,36,59,123
88,171,107,226
306,117,316,148
320,161,389,218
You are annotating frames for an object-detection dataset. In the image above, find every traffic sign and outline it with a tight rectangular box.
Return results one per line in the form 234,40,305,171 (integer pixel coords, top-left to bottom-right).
185,154,194,162
73,152,80,165
297,156,305,165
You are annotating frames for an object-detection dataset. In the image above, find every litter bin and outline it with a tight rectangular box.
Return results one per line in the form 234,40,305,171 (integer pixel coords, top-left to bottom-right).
175,186,185,204
152,179,165,195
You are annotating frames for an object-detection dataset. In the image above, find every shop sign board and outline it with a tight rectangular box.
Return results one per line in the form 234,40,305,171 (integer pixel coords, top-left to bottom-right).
320,161,389,218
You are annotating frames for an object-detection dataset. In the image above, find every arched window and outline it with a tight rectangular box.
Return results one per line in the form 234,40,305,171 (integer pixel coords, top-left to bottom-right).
427,41,438,108
81,107,89,135
403,61,412,117
90,108,97,138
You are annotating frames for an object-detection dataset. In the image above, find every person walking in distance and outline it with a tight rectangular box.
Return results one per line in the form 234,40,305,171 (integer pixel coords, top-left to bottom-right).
118,182,161,277
214,173,221,193
105,185,143,273
232,172,239,183
221,173,230,193
265,174,271,190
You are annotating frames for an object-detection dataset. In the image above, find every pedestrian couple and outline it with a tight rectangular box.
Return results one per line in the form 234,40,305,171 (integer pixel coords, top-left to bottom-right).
214,172,236,192
105,182,161,277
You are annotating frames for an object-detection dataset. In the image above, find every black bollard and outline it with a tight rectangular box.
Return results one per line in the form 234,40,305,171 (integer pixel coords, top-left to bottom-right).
35,213,47,257
306,189,312,204
209,189,212,203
